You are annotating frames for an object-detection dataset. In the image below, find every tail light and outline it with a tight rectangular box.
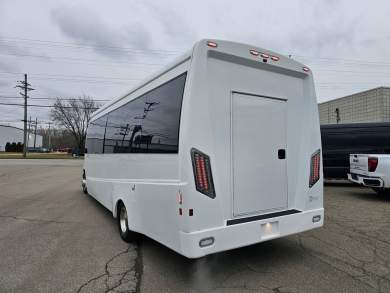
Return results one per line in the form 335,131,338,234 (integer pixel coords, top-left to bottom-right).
368,157,378,172
309,150,321,188
191,148,215,198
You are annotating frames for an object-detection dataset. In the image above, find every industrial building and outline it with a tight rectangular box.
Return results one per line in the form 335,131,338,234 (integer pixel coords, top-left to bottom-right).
318,87,390,124
0,125,43,151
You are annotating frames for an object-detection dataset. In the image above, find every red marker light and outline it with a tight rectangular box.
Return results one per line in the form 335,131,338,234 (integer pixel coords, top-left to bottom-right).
271,55,280,61
177,191,182,205
207,41,218,48
303,66,310,72
260,53,269,59
250,49,259,56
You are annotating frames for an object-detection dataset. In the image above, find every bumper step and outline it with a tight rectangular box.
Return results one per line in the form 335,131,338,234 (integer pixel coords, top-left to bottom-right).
227,209,301,226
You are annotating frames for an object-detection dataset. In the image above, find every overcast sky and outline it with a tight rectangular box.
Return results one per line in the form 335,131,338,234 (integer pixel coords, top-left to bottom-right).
1,0,390,128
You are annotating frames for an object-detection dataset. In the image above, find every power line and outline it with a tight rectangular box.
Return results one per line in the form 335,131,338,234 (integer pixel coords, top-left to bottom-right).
0,52,167,67
0,71,143,81
0,36,182,54
0,102,99,109
293,54,390,66
0,95,110,102
0,43,177,59
2,36,390,65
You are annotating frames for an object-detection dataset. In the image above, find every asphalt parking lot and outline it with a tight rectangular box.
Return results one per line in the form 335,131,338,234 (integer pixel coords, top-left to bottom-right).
0,160,138,293
0,160,390,293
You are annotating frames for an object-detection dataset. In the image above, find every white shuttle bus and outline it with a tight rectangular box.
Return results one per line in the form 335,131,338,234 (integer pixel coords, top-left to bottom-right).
83,39,323,258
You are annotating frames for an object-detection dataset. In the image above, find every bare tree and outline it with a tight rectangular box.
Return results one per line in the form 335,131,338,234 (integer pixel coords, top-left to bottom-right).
51,96,100,153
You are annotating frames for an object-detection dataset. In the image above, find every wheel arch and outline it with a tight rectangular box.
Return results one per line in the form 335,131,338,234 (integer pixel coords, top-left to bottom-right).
113,198,125,219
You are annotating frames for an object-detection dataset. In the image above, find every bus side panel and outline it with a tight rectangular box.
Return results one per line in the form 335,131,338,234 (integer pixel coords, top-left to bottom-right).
84,60,190,253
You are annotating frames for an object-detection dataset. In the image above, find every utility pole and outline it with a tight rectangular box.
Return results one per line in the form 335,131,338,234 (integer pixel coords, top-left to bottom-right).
28,116,32,148
15,74,34,158
47,122,52,151
33,117,37,149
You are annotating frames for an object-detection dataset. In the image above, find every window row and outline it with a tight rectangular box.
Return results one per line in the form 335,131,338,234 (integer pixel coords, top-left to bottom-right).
86,73,187,154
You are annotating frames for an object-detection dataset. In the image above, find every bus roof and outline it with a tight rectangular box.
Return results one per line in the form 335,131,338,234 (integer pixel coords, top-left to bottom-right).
91,39,309,120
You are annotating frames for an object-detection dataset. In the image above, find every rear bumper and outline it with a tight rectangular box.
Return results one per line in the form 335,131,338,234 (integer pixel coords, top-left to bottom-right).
347,173,384,188
179,208,324,258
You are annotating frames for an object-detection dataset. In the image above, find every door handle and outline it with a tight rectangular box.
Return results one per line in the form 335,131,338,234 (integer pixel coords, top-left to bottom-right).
278,149,286,159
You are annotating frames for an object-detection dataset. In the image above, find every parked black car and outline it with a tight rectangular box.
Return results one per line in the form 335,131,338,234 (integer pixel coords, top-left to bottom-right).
321,122,390,179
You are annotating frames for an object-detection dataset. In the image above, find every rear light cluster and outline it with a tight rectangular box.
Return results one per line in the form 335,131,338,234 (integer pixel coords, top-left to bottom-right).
368,157,378,172
309,150,321,188
191,148,216,198
249,49,279,61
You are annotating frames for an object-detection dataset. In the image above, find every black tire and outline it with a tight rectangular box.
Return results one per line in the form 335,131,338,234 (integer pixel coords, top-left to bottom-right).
117,203,139,242
82,169,88,194
82,184,88,194
372,188,390,197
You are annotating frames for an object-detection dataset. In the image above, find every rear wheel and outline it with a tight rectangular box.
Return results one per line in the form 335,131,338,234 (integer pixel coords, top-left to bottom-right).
372,188,390,197
82,169,88,194
82,182,88,194
117,203,139,242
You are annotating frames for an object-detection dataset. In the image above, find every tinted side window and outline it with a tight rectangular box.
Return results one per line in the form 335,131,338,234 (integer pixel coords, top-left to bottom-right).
139,73,186,153
86,114,108,154
105,96,146,153
103,72,187,154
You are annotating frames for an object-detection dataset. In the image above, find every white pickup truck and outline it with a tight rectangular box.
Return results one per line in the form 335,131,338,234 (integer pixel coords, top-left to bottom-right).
348,154,390,195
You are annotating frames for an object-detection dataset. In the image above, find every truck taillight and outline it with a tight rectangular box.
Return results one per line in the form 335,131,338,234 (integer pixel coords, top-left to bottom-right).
191,148,215,198
309,150,321,188
368,157,378,172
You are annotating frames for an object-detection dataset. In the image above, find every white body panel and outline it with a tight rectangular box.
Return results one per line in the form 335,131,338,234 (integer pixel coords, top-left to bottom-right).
84,40,324,258
348,154,390,188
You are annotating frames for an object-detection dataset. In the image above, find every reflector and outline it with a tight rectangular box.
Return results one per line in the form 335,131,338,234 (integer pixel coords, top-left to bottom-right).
199,237,214,247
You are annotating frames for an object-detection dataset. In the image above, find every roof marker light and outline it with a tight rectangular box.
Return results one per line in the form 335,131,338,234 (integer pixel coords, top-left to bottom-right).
260,53,269,59
250,49,259,56
303,66,310,72
207,41,218,48
271,55,280,61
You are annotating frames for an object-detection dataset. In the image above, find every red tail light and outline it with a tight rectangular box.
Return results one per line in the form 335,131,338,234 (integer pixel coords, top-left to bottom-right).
191,148,215,198
368,157,378,172
309,150,321,188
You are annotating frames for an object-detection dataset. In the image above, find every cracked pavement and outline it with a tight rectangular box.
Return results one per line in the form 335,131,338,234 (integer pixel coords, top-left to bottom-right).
0,160,138,293
1,160,390,292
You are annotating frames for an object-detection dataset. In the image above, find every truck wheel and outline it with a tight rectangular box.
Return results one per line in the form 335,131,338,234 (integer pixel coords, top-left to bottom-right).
372,188,390,197
118,203,139,242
